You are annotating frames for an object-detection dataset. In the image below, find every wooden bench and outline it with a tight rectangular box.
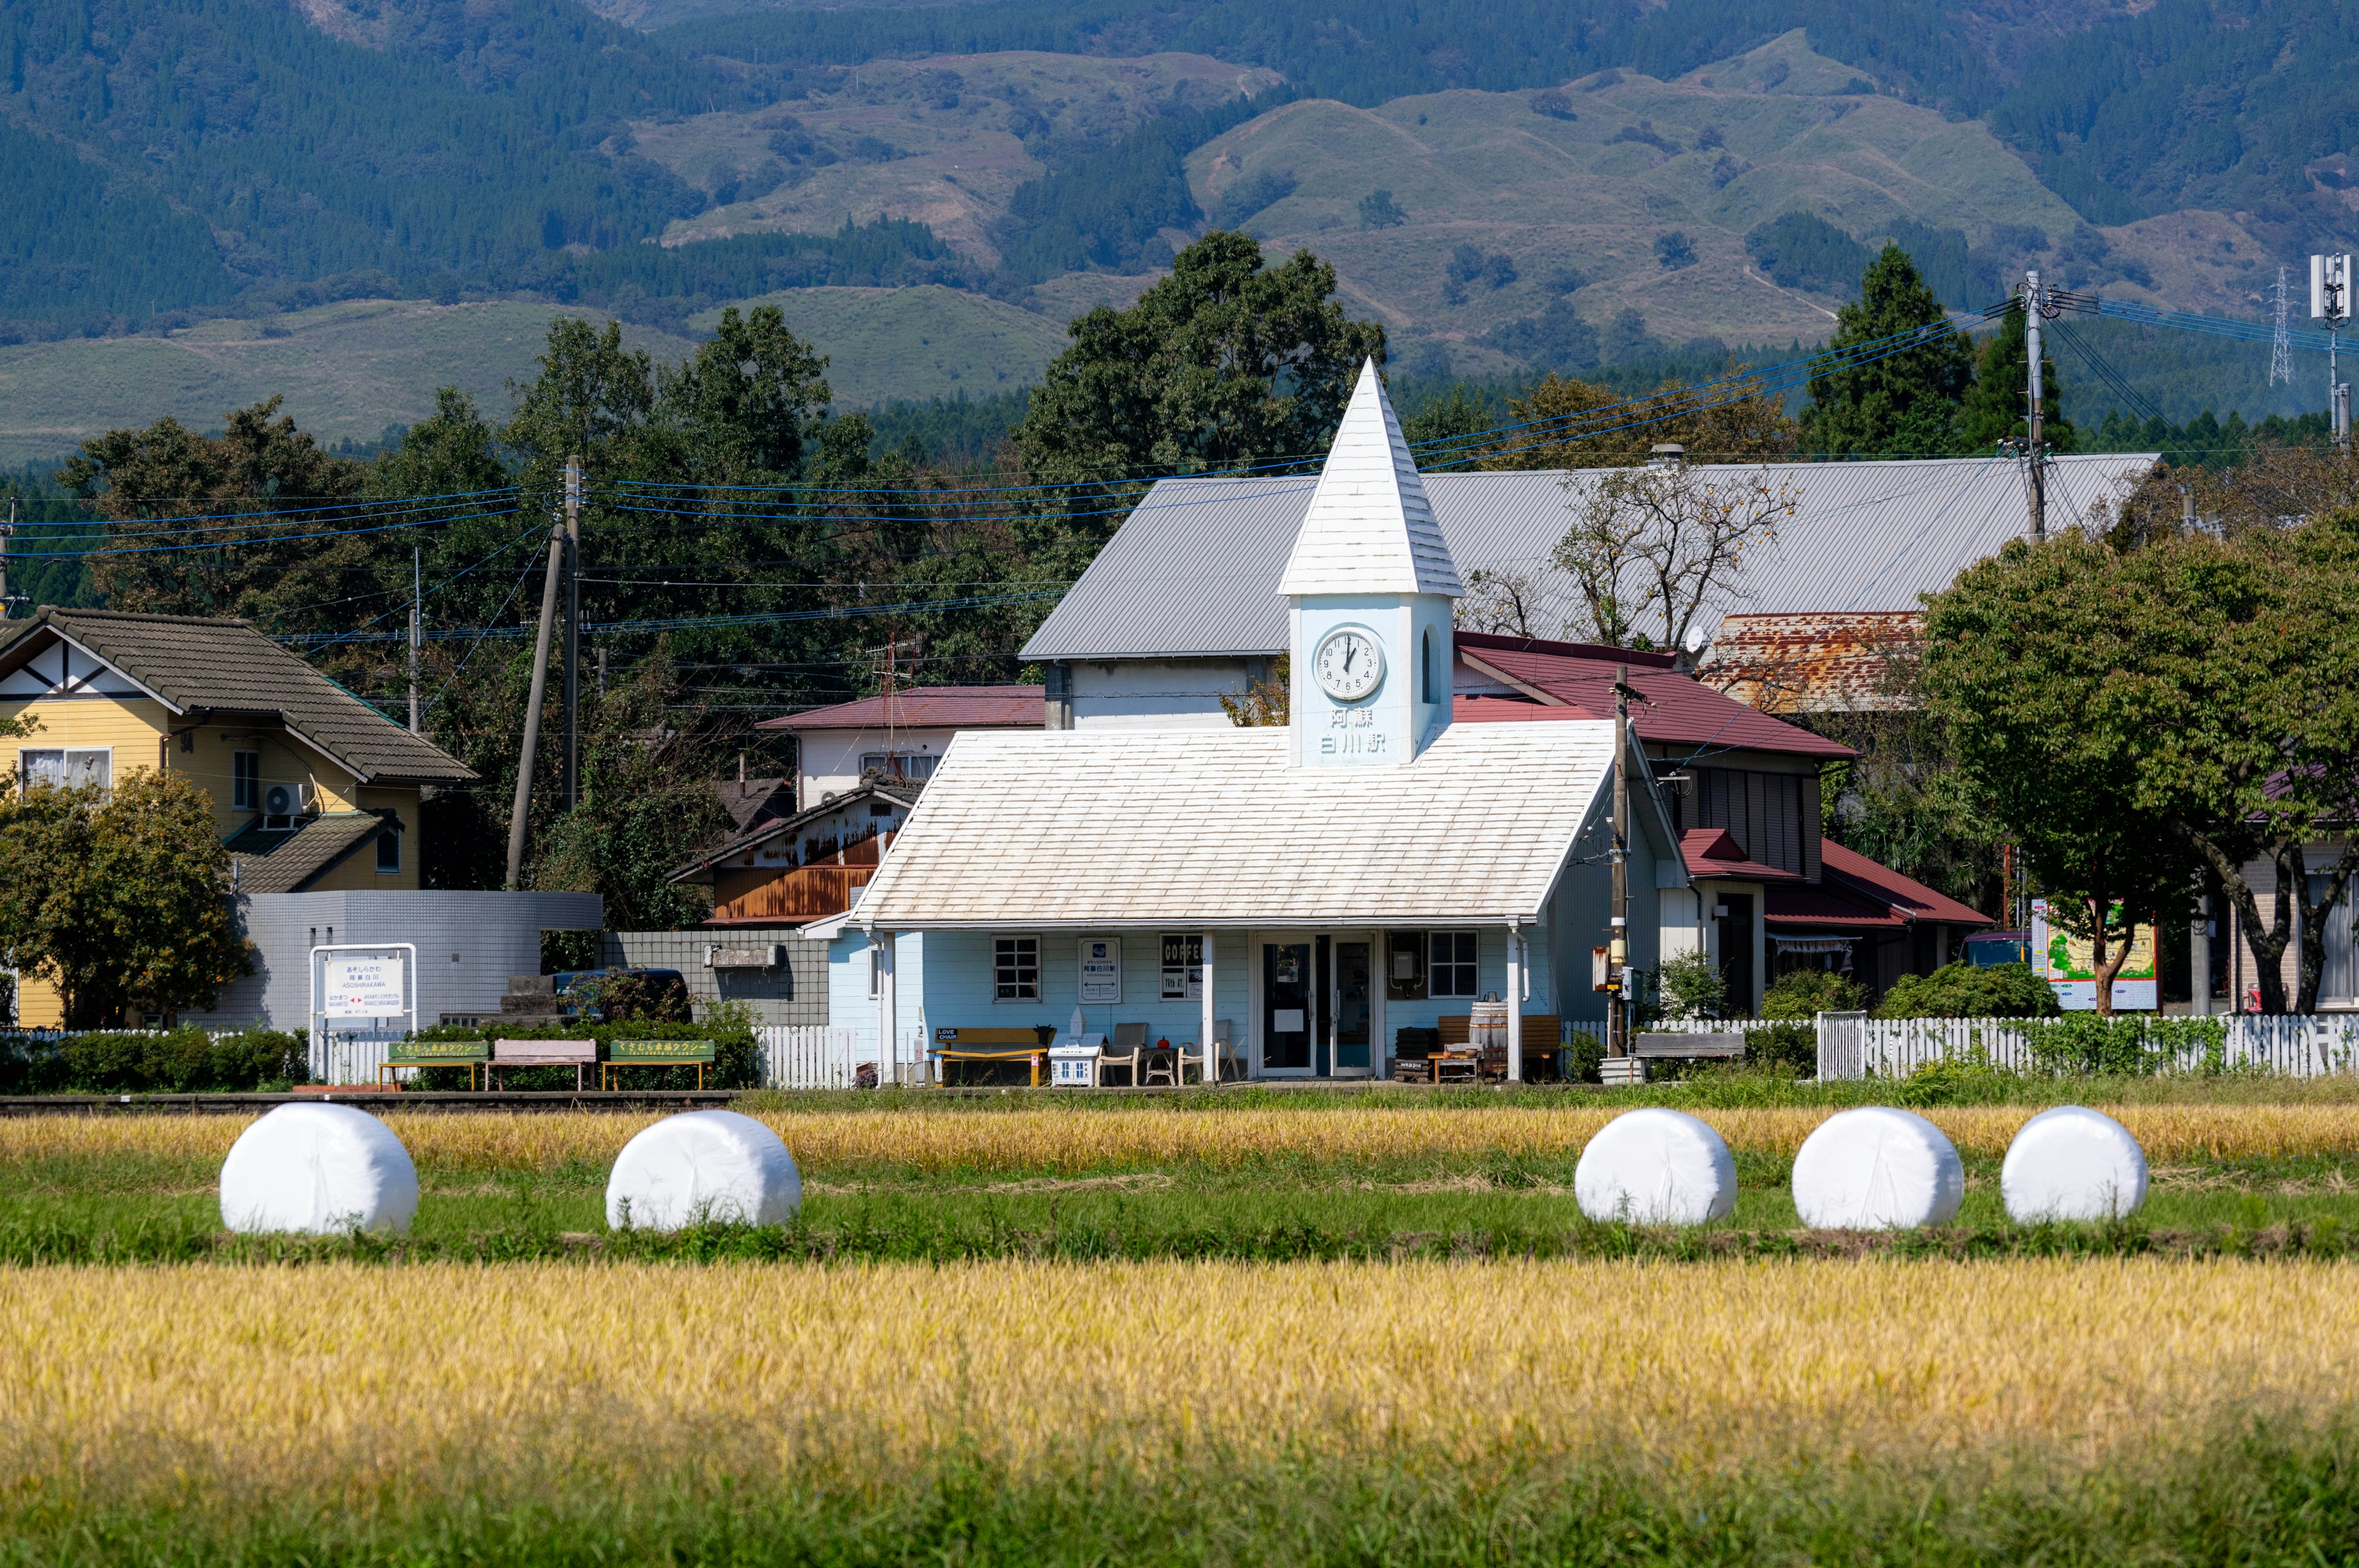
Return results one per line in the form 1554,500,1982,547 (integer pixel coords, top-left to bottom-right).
492,1037,597,1092
602,1039,717,1090
378,1037,490,1090
931,1026,1053,1087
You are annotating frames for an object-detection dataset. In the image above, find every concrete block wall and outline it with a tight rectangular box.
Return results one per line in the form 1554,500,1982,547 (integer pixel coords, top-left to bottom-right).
601,927,829,1028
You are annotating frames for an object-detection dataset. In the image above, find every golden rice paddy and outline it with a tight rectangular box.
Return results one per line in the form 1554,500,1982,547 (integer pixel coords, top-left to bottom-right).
0,1257,2349,1508
4,1101,2356,1172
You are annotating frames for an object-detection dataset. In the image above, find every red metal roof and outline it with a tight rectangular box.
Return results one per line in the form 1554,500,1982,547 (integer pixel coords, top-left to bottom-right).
1453,631,1852,760
1680,827,1802,883
759,685,1044,731
1820,839,1993,927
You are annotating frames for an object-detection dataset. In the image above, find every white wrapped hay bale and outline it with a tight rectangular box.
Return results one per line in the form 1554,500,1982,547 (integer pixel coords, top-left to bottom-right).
605,1110,802,1231
1574,1108,1737,1225
218,1103,419,1235
2001,1105,2148,1222
1790,1107,1964,1231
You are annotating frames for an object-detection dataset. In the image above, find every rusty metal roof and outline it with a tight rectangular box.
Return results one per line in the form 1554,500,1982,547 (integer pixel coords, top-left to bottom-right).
1699,610,1923,714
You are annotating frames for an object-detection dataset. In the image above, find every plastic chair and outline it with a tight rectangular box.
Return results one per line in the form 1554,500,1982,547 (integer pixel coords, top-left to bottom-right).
1097,1022,1147,1086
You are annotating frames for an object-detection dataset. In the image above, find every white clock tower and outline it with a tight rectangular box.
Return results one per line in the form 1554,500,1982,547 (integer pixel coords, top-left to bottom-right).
1279,359,1463,768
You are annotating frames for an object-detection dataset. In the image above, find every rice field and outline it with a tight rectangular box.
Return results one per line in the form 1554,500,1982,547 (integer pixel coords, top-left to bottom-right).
9,1099,2359,1173
1,1256,2352,1562
5,1094,2358,1560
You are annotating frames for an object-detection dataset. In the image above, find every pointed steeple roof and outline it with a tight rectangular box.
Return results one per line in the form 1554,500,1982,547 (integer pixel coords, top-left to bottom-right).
1277,359,1464,598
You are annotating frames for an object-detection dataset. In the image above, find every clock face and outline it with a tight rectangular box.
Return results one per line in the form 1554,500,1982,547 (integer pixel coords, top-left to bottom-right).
1313,626,1384,701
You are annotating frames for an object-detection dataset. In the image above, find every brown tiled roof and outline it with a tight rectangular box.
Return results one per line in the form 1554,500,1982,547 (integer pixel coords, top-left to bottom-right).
714,776,794,835
757,685,1044,731
1,609,474,783
227,811,397,894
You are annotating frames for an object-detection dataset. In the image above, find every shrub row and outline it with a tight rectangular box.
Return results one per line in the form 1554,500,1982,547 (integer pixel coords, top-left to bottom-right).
0,1029,309,1094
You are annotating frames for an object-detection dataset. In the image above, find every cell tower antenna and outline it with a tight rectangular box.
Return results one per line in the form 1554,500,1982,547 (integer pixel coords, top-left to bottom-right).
2271,267,2294,388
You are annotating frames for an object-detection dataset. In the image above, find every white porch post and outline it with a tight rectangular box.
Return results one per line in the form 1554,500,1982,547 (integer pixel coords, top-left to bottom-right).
1505,926,1524,1083
873,931,896,1088
1200,931,1217,1085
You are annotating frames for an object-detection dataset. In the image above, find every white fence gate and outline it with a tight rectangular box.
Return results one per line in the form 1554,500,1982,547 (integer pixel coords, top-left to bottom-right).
756,1026,863,1090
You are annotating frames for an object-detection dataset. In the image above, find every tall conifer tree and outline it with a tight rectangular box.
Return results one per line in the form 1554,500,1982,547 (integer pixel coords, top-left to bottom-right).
1801,244,1973,458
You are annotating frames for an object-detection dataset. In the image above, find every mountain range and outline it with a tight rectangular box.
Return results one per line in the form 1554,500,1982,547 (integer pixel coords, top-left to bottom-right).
2,0,2349,450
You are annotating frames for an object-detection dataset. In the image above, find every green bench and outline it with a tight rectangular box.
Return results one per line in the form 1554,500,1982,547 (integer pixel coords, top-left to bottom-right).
602,1039,718,1090
379,1037,491,1090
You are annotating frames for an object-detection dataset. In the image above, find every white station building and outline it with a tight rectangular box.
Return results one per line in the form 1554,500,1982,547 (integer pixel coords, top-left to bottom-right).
843,362,1684,1080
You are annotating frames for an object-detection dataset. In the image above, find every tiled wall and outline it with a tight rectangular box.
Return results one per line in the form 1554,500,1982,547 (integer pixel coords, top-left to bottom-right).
601,928,829,1027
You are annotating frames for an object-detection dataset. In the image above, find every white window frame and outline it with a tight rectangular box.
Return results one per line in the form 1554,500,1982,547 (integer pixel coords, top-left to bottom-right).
866,943,882,1000
1428,929,1481,998
993,934,1041,1001
17,746,112,792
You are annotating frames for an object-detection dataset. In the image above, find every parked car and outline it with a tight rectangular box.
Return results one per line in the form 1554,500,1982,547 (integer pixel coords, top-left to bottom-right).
549,968,692,1023
1960,932,2031,968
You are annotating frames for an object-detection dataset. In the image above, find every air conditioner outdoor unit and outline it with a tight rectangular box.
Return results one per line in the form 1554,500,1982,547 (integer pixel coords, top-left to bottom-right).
261,780,305,829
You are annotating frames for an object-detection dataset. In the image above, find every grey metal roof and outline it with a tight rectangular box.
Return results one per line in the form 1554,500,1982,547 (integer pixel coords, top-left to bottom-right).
1020,455,2157,661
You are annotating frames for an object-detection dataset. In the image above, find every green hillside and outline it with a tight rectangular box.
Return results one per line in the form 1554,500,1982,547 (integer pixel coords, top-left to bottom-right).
0,301,698,468
685,286,1071,405
1185,36,2079,349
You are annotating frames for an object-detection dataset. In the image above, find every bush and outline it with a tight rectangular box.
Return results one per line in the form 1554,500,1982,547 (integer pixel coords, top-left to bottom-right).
1876,961,2060,1020
1742,1021,1816,1076
402,1010,762,1092
0,1028,307,1093
2023,1015,2226,1076
1562,1029,1604,1083
1761,969,1866,1020
1654,950,1726,1021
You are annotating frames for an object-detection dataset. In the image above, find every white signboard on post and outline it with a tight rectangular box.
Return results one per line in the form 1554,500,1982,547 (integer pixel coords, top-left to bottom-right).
1077,938,1122,1004
321,953,408,1018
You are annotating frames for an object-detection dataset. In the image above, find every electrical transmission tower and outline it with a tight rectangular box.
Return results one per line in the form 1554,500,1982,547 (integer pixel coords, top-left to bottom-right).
2271,266,2294,387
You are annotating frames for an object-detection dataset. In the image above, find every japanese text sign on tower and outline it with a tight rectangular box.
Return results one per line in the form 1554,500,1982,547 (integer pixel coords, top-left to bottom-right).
321,953,407,1019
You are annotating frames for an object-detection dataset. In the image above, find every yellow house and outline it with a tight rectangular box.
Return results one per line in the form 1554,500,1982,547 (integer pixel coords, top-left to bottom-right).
0,608,477,1026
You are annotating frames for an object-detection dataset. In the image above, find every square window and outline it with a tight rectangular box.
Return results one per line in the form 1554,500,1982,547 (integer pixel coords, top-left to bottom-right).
994,935,1039,1000
1428,930,1480,997
232,751,261,810
866,945,881,1000
375,829,401,873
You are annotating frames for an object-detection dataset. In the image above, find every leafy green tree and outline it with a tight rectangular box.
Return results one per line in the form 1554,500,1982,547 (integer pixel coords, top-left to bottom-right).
1919,533,2205,1016
1799,244,1973,457
1954,301,2078,455
1760,969,1868,1019
656,306,835,483
1017,231,1386,486
1875,961,2059,1019
57,398,369,634
0,770,251,1028
2122,519,2359,1012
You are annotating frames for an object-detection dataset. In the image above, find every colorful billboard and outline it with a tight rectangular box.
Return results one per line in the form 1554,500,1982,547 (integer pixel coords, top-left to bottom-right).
2030,900,2158,1011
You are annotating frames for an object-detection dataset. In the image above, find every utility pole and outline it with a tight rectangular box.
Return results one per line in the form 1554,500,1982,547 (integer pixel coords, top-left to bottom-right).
504,509,568,890
0,501,17,620
1606,662,1630,1060
2024,269,2047,542
407,546,422,733
561,453,583,812
2312,254,2352,448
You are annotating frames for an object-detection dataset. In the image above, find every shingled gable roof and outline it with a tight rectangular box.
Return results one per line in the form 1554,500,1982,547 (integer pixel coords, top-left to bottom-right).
1275,360,1463,599
855,722,1669,929
0,609,474,784
1452,631,1852,760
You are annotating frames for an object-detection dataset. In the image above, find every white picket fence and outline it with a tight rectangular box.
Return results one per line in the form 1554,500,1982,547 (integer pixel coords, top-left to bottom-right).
1654,1012,2359,1080
755,1026,864,1090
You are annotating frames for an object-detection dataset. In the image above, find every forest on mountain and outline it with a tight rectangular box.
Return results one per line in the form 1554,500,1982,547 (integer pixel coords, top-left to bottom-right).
1,0,2350,341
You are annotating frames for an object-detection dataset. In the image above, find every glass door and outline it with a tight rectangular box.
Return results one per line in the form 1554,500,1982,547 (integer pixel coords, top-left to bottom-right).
1334,940,1372,1074
1262,942,1312,1072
